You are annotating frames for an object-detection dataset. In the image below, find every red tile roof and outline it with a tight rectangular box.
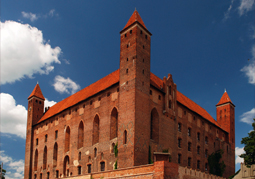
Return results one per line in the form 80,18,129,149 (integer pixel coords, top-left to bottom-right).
216,91,233,106
122,10,147,31
38,69,120,123
37,70,221,129
28,84,45,100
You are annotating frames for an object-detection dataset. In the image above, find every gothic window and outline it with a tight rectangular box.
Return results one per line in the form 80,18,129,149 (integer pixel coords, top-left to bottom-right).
197,146,200,154
55,130,58,140
188,128,191,137
93,115,100,144
110,108,118,140
197,160,200,169
100,161,105,171
53,143,58,167
78,121,84,149
36,138,38,146
56,170,59,178
65,126,71,152
123,130,127,144
178,123,182,132
94,148,97,157
47,172,50,179
188,142,191,151
188,157,191,167
127,58,128,61
34,149,38,171
63,155,69,177
178,138,182,148
43,146,47,169
45,134,47,142
150,108,159,143
78,166,81,175
205,136,208,144
87,164,91,173
197,132,200,141
178,154,181,164
205,149,208,158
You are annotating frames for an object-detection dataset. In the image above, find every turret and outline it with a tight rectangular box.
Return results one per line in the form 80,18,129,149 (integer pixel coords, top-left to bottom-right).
24,83,45,179
216,90,235,146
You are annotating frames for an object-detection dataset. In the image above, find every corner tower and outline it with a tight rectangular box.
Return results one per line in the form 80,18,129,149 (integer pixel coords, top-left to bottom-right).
24,84,45,179
216,90,235,146
118,10,152,168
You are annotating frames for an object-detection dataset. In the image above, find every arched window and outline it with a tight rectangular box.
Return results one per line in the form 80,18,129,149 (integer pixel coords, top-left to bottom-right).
78,121,84,149
65,126,71,152
100,161,105,171
123,130,127,144
43,146,47,169
93,115,100,145
63,155,69,177
150,108,159,143
110,108,118,140
34,149,38,171
53,143,58,167
94,148,97,157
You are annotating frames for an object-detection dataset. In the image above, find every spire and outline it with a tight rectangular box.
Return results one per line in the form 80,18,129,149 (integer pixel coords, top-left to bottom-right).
216,91,234,106
122,10,147,31
28,83,45,100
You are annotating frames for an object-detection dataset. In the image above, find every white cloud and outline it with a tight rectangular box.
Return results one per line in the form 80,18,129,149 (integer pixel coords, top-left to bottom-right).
0,93,57,138
241,59,255,85
53,75,80,94
223,0,234,21
0,151,24,179
0,20,61,84
235,147,245,164
48,9,55,17
238,0,255,16
240,108,255,124
21,11,38,22
0,93,27,138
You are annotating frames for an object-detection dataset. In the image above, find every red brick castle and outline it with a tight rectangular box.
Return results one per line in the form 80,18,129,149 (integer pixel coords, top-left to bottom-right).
24,10,235,179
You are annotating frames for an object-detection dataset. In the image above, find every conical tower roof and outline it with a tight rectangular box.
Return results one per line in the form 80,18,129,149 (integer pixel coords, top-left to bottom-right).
28,83,45,100
216,91,234,106
122,10,148,31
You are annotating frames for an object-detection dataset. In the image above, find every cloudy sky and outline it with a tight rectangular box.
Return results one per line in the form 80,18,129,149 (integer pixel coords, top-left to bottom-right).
1,1,254,178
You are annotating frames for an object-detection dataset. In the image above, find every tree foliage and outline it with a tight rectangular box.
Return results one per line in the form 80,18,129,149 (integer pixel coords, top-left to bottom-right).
208,149,226,177
0,165,6,179
240,118,255,167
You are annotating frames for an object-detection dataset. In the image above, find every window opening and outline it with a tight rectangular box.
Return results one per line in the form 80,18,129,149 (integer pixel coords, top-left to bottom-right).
197,146,200,154
178,123,182,132
55,130,58,140
123,130,127,144
94,148,97,157
188,128,191,137
87,164,91,173
188,142,191,151
188,158,191,167
178,138,182,148
45,134,47,142
78,166,81,175
197,160,200,169
178,154,181,164
197,132,200,141
100,161,105,171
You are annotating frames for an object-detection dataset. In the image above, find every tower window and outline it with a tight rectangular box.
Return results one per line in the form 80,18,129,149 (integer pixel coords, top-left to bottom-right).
197,146,200,154
143,59,144,62
150,90,152,95
45,134,47,142
125,33,127,37
205,149,208,158
78,166,81,175
55,130,58,139
197,132,200,141
36,138,38,145
188,157,191,167
56,170,59,178
123,130,127,144
126,69,128,74
145,35,147,39
178,154,181,164
205,163,208,171
188,142,191,151
47,172,50,179
205,136,208,144
188,128,191,137
127,58,128,61
130,30,132,34
178,138,182,148
197,160,200,169
178,123,182,132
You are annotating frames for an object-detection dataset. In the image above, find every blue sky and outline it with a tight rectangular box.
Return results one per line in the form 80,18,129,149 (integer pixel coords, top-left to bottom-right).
1,1,254,178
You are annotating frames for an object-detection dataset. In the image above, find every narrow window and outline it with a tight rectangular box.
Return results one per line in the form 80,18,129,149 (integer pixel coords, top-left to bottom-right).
56,170,59,178
130,30,132,34
188,157,191,167
127,58,128,61
45,134,47,142
111,143,115,153
142,69,144,74
78,121,84,149
78,166,81,175
188,128,191,137
123,130,127,144
197,146,200,154
193,116,196,120
87,164,91,173
126,69,128,74
100,161,105,171
40,173,42,179
205,149,208,158
79,152,81,160
145,35,147,39
34,149,38,171
178,123,182,132
43,146,47,169
205,163,208,171
93,115,100,144
197,160,200,169
125,33,127,37
178,138,182,148
184,111,186,115
197,132,200,141
143,59,144,62
143,45,145,49
150,90,152,95
34,174,37,179
178,154,181,164
140,30,143,34
47,172,50,179
188,142,191,151
169,100,171,109
53,143,58,167
63,156,69,177
55,130,58,140
94,148,97,157
205,136,208,144
36,138,38,146
110,108,118,139
65,126,71,152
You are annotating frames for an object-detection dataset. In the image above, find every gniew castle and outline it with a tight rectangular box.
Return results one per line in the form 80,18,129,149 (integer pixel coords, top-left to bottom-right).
24,10,235,179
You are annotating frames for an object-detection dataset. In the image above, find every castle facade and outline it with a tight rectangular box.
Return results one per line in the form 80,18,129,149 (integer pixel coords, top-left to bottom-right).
24,10,235,179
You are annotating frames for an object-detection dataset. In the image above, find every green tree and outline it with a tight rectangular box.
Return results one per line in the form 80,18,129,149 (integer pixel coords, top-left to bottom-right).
0,164,6,179
240,118,255,167
208,149,226,177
